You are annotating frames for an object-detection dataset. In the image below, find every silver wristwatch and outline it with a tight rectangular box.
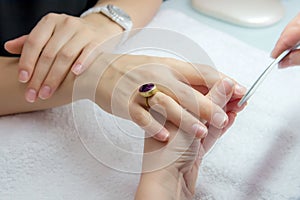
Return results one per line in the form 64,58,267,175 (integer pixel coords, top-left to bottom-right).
80,4,133,43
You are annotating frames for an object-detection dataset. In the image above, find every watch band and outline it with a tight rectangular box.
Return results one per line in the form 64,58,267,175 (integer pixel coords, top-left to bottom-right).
80,5,133,44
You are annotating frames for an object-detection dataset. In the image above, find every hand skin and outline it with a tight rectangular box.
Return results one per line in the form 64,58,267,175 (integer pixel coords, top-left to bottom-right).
135,78,242,200
0,53,246,142
4,0,162,103
271,13,300,68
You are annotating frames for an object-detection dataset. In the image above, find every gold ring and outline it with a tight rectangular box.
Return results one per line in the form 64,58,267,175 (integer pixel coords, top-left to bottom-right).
139,83,159,108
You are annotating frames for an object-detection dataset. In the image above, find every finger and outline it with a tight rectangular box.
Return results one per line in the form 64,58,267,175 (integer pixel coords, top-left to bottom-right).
163,82,229,129
71,41,104,75
201,112,236,155
130,103,170,142
279,49,300,68
201,78,237,154
220,111,237,135
206,78,235,108
232,83,247,99
18,13,58,83
271,13,300,58
147,92,208,139
162,57,223,88
4,35,28,54
26,22,77,102
38,34,90,100
225,99,247,113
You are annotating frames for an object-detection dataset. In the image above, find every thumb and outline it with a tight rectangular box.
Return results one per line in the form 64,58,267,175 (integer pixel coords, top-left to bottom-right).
4,35,28,54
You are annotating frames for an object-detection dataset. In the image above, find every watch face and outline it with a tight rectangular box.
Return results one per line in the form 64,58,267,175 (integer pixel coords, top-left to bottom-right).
107,4,131,22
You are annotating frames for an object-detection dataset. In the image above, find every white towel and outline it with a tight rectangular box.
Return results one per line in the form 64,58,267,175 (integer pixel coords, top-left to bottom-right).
1,9,300,200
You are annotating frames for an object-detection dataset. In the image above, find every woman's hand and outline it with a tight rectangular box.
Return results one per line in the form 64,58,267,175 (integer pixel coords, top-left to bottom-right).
4,12,122,102
81,53,246,142
135,78,243,200
271,13,300,68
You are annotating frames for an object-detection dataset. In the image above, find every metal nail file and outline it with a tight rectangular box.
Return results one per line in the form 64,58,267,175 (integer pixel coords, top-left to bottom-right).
238,43,300,107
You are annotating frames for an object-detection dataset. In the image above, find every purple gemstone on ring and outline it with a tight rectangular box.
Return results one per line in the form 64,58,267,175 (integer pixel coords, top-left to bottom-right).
139,83,155,92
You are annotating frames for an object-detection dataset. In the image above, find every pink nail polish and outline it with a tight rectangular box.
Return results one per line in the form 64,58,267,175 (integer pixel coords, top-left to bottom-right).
25,89,37,103
72,64,83,75
19,70,29,83
235,84,247,95
155,130,169,142
192,123,208,138
217,78,234,95
39,85,52,100
213,112,228,128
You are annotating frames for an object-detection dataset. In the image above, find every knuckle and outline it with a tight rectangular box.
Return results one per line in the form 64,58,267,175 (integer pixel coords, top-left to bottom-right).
41,51,55,62
63,15,79,26
25,35,38,48
58,48,75,60
42,13,58,21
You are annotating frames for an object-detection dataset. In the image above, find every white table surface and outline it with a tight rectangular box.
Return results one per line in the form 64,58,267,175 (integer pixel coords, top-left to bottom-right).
161,0,299,52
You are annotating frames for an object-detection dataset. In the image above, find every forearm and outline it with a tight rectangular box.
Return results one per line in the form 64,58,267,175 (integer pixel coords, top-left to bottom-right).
0,57,76,115
0,55,101,116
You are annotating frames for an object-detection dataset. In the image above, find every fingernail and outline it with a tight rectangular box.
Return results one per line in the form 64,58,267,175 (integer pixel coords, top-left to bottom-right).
217,78,234,95
72,64,83,75
270,50,275,58
234,84,247,95
25,89,37,103
154,130,169,142
19,70,29,83
192,123,208,138
39,85,52,100
213,112,228,128
278,58,291,68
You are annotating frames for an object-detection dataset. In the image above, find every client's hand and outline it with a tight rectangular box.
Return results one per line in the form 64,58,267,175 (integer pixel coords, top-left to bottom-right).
271,13,300,68
81,53,246,142
135,78,242,200
4,12,122,102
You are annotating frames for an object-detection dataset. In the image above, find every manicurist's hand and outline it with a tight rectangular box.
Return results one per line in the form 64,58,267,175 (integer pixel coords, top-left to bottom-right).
271,13,300,68
135,78,244,200
4,12,122,102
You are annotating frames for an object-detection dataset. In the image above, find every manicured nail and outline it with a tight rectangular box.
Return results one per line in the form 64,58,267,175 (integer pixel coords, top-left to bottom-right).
25,89,37,103
154,129,169,142
39,85,52,100
72,64,83,75
213,112,228,128
19,70,29,83
234,84,247,95
217,78,234,95
192,123,208,138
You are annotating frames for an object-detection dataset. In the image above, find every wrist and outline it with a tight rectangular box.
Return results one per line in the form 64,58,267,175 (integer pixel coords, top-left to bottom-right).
135,169,179,200
82,13,123,35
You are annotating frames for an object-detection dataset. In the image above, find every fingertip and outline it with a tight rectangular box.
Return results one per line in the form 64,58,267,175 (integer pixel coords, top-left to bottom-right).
234,84,247,96
38,85,52,100
18,70,30,83
72,63,84,75
25,88,37,103
270,49,277,59
212,112,228,129
71,64,83,76
192,123,208,139
153,129,169,142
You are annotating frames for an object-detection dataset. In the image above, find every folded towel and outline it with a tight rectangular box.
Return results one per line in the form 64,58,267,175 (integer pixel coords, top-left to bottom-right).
1,9,300,200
